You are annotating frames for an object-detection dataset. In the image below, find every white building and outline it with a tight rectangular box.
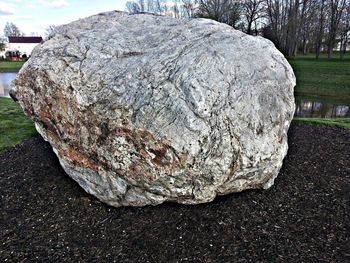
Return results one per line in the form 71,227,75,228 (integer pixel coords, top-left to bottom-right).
6,36,43,56
335,40,350,52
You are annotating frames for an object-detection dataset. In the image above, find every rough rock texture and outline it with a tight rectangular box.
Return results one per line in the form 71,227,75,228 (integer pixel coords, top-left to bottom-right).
11,11,296,207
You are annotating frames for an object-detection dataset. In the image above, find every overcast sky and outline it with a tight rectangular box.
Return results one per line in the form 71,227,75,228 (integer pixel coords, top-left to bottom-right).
0,0,129,37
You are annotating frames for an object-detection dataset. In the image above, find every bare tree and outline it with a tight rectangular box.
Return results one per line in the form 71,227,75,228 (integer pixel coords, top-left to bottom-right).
196,0,242,28
172,2,180,17
126,0,171,15
44,25,58,38
3,22,23,37
181,0,198,17
314,0,327,58
339,1,350,59
126,0,144,13
264,0,318,57
264,0,291,56
242,0,264,35
326,0,347,59
292,0,312,57
153,0,170,15
299,0,319,55
0,37,6,51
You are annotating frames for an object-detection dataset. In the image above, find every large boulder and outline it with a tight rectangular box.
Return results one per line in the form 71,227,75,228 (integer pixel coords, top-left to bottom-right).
11,11,295,207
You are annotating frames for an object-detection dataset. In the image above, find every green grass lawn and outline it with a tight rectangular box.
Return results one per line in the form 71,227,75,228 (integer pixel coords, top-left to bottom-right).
0,61,26,72
293,117,350,129
288,52,350,98
0,97,38,153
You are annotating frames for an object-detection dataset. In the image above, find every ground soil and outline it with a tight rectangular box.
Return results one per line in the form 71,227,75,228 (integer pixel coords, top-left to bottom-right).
0,123,349,262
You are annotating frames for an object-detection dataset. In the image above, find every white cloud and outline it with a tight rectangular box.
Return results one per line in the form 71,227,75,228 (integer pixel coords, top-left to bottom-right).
37,0,69,9
0,1,16,15
26,3,35,9
13,14,34,20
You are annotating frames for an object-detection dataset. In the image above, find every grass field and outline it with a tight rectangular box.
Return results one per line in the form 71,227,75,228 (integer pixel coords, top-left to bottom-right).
0,61,26,72
288,53,350,98
293,117,350,129
0,97,38,153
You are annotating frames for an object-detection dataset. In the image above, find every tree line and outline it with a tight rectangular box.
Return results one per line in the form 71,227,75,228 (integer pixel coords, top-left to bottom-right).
126,0,350,59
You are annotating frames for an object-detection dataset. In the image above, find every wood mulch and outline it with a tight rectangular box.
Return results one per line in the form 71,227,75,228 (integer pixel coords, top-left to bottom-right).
1,123,349,262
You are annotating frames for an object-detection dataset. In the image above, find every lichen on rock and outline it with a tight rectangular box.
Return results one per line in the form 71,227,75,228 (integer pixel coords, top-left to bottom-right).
11,11,296,207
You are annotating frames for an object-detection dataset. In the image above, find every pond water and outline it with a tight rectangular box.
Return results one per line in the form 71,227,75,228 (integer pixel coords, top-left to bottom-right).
0,72,349,118
0,72,16,98
294,97,350,118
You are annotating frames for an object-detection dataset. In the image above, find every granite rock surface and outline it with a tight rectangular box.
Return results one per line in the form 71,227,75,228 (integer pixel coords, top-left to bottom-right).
11,11,296,207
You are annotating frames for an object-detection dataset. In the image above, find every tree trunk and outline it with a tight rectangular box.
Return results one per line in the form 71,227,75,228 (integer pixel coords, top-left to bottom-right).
302,37,307,55
327,37,334,59
340,36,344,60
315,0,326,59
247,20,253,35
327,0,346,60
340,34,348,60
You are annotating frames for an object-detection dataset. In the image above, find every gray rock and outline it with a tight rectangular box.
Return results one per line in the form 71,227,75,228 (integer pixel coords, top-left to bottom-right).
11,11,296,207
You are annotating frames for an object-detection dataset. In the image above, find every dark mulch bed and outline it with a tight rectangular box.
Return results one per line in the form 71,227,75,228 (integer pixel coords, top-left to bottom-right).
1,124,349,262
